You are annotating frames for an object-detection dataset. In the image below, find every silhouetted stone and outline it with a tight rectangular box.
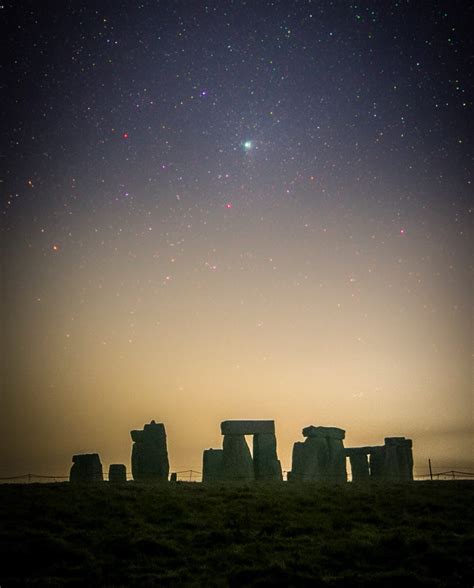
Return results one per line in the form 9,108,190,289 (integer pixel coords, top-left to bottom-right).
368,446,385,479
365,438,414,481
289,426,347,482
220,420,275,435
170,472,177,482
253,433,283,481
202,448,224,483
302,426,345,440
221,434,254,482
347,451,370,482
130,420,169,482
384,437,414,481
289,440,317,481
108,464,126,483
70,453,103,482
327,438,347,481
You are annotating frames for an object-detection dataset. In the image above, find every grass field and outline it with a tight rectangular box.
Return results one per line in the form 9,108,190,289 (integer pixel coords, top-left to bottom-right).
1,481,473,586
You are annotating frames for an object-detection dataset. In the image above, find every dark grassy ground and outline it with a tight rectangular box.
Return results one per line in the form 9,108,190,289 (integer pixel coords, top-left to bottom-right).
0,481,473,586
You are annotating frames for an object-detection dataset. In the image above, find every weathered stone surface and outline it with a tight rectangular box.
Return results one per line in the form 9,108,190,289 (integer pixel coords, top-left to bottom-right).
349,452,370,482
108,464,126,483
70,453,103,482
221,435,254,482
202,448,224,483
302,426,345,440
220,420,275,435
130,420,169,482
253,433,282,481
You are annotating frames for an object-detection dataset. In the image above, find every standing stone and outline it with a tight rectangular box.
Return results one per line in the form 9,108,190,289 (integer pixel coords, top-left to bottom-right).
384,437,414,481
108,464,127,483
253,433,282,481
347,450,370,482
221,434,254,482
288,442,308,481
326,438,347,482
202,448,224,483
70,453,103,482
368,446,385,479
130,420,169,482
289,426,347,482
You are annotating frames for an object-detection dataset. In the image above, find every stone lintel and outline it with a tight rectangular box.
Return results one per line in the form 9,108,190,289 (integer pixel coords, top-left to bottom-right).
385,437,412,447
72,453,100,463
220,420,275,435
302,426,345,440
345,446,381,456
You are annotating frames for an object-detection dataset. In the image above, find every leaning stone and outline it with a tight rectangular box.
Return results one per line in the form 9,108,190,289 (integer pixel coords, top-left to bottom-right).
220,420,275,435
202,448,224,483
108,464,126,483
221,434,254,482
302,426,345,440
70,453,103,482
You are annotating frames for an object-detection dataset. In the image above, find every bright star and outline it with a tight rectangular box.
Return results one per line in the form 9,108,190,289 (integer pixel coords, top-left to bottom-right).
243,140,253,151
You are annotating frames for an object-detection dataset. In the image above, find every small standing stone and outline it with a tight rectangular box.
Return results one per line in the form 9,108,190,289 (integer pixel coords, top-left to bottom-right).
108,464,127,483
70,453,103,482
202,448,224,483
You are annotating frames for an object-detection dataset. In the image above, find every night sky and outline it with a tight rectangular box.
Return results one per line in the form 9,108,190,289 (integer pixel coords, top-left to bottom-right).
1,1,472,477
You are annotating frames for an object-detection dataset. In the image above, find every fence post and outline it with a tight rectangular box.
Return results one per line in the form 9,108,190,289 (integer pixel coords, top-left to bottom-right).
428,459,433,481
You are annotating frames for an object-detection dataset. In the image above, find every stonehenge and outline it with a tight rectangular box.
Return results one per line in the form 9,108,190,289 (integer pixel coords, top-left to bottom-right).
202,420,283,483
288,426,347,482
70,453,103,482
131,420,170,482
67,419,414,485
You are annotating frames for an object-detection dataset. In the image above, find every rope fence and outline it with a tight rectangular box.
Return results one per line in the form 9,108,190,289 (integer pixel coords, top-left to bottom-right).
1,469,473,483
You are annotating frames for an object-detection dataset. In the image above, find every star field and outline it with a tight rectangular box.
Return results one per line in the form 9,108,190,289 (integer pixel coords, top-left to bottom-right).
1,1,472,475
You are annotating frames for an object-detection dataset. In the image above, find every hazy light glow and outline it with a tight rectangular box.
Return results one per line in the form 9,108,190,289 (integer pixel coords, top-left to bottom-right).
1,2,471,478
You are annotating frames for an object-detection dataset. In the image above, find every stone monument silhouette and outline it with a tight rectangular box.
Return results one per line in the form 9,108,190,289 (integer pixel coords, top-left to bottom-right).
203,420,282,482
